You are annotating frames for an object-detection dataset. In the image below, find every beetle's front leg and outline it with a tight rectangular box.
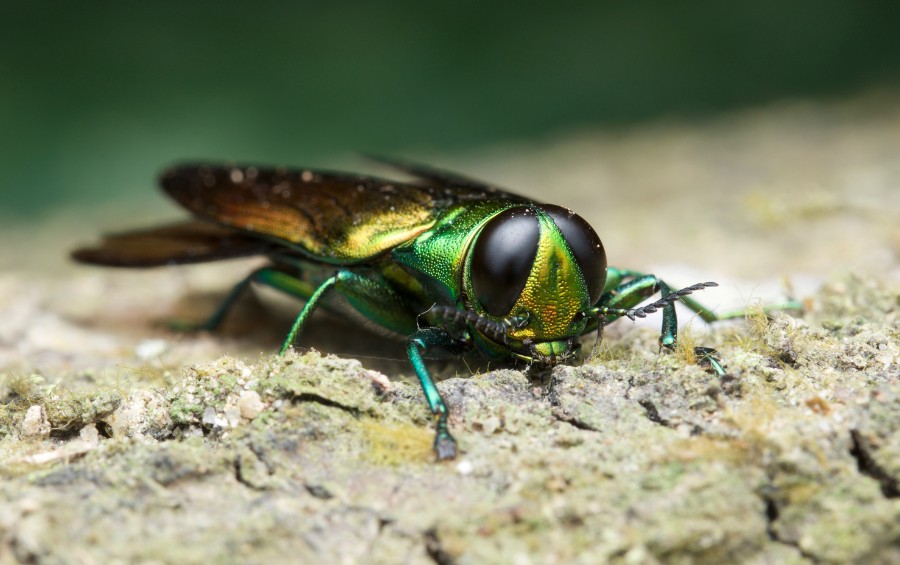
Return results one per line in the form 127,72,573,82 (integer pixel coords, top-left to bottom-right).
594,274,676,343
407,327,458,461
589,273,729,376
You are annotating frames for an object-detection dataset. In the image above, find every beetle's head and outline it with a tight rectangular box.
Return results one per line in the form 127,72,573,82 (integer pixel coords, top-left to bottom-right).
462,204,607,365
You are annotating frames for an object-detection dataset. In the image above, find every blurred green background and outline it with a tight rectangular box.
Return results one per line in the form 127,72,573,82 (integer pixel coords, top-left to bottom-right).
2,1,900,219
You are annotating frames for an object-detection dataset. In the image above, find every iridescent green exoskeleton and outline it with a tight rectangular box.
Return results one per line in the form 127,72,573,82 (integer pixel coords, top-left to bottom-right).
72,159,800,460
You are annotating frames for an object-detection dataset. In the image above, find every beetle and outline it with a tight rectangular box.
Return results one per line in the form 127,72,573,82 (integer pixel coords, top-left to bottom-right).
72,158,795,460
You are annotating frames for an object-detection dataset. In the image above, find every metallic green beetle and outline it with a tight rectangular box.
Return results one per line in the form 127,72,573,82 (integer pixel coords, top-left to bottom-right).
73,159,792,460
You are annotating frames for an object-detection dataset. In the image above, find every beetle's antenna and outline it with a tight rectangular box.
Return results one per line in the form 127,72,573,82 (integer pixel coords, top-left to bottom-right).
616,282,718,321
427,305,511,345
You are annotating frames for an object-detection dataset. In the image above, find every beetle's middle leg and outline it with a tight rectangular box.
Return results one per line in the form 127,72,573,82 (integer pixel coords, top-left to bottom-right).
170,264,318,333
279,268,421,353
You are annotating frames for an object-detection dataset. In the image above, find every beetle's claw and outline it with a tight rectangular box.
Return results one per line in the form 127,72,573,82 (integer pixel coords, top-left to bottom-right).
694,346,726,376
434,433,458,461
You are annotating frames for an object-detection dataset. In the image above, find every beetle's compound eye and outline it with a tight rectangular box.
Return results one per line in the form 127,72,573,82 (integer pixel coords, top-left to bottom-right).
542,205,607,305
471,207,540,317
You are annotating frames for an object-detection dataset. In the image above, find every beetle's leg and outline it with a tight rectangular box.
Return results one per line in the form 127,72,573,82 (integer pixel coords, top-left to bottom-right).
407,327,458,461
600,269,801,323
580,274,660,352
677,294,805,322
592,274,683,348
277,269,464,458
170,265,316,332
277,267,424,353
592,271,804,376
288,273,460,459
329,270,421,337
594,274,666,323
694,346,726,377
657,280,678,349
280,274,339,354
589,274,728,374
599,267,636,295
673,292,801,378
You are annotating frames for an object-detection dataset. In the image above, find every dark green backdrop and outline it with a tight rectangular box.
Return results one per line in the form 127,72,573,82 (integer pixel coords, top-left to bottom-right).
2,1,900,216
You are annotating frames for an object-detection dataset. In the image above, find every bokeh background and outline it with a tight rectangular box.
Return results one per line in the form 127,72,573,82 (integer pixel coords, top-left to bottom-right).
3,1,900,219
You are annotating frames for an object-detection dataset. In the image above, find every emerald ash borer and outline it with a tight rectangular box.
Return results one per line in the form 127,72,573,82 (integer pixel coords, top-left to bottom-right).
72,158,800,460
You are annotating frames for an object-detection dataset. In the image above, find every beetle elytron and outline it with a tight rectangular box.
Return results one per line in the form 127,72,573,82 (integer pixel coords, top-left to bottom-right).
73,158,794,460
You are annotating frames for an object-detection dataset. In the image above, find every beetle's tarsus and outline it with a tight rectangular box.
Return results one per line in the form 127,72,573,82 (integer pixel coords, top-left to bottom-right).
434,432,458,461
694,346,727,377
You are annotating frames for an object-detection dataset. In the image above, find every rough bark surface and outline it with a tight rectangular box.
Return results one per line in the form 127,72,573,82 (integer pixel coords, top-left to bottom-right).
2,93,899,564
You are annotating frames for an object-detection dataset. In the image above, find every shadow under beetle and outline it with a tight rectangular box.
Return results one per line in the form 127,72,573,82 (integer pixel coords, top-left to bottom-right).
72,158,801,460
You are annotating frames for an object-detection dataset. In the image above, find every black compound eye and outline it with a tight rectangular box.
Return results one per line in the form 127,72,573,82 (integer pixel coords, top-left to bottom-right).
542,205,607,304
470,207,540,317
